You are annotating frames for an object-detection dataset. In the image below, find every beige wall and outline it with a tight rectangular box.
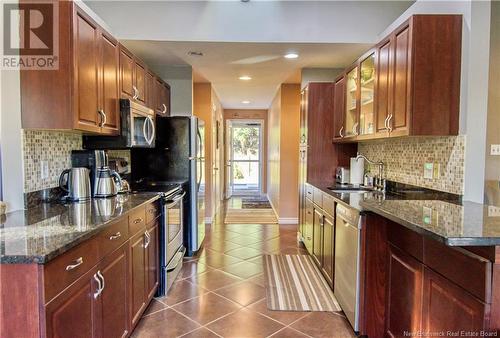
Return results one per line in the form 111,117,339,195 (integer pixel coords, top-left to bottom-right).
267,84,301,222
224,109,268,195
193,83,223,222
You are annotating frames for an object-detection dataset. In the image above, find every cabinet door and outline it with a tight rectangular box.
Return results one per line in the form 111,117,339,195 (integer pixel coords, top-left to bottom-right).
74,8,100,133
390,24,411,136
333,76,346,138
375,37,392,134
120,48,134,99
322,213,335,288
163,84,171,116
129,231,147,327
385,244,423,337
312,208,324,267
344,66,359,138
304,198,314,254
154,78,164,114
145,71,156,110
146,224,159,300
359,51,376,136
134,61,146,103
45,268,99,338
99,244,129,338
422,267,487,332
99,31,120,135
300,88,308,145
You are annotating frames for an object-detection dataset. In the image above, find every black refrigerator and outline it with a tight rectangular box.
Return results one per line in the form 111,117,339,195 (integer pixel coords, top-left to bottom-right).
131,116,205,256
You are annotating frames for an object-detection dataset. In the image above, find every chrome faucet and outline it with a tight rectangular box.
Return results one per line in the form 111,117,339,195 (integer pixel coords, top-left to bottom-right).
355,153,386,192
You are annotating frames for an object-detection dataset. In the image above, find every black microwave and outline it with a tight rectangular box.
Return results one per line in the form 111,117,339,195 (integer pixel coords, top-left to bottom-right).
83,99,156,149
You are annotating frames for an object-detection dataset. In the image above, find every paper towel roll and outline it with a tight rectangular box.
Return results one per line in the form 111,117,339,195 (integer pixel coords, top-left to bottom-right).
350,157,364,185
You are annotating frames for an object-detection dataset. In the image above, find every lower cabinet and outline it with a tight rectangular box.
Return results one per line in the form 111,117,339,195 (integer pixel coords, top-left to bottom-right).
130,230,147,327
146,223,159,300
303,198,314,253
322,213,335,287
312,208,324,267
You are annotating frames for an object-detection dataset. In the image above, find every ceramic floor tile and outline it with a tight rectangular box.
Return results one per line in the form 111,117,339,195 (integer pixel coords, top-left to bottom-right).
268,327,311,338
290,312,356,338
131,308,200,338
247,273,266,287
142,298,169,317
246,299,309,325
172,292,242,325
162,279,209,306
225,247,263,260
179,327,221,338
188,269,242,291
197,252,244,269
178,260,212,280
215,281,266,306
206,240,242,253
221,260,264,279
207,308,284,338
227,235,264,246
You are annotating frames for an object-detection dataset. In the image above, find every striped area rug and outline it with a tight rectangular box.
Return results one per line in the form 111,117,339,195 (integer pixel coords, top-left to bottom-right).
263,254,341,312
224,208,278,224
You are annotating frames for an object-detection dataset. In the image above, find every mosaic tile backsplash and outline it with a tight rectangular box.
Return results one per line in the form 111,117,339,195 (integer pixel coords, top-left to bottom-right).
358,136,465,195
22,130,82,193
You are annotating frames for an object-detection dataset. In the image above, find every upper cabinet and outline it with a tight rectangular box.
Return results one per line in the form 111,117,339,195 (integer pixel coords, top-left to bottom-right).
21,1,170,133
155,78,171,116
333,15,462,142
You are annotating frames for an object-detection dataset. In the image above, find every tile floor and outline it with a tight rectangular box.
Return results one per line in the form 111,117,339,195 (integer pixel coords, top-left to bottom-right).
132,198,356,338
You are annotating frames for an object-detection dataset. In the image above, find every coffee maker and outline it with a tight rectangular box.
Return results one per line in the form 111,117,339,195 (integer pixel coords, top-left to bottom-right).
71,150,122,198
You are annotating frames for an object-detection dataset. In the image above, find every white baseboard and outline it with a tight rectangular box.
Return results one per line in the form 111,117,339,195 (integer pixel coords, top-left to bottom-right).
266,193,278,217
278,217,299,224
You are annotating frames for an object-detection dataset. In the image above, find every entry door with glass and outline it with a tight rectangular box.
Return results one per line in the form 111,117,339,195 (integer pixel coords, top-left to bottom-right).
226,121,262,195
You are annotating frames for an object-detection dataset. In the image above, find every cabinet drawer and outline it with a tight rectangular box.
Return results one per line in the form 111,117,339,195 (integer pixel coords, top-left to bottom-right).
313,188,323,208
145,200,160,224
97,217,129,257
129,206,146,236
423,238,492,302
305,185,314,200
323,194,335,217
387,220,423,262
44,238,100,302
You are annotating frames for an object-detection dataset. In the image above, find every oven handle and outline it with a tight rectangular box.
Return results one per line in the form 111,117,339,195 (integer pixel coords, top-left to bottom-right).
166,248,185,273
165,192,186,208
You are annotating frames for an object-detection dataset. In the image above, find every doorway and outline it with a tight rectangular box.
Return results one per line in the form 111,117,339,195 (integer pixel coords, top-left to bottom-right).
225,120,263,197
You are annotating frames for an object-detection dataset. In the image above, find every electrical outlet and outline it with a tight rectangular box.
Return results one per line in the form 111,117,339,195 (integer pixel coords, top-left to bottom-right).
433,163,440,179
40,161,49,179
423,163,433,179
488,206,500,217
490,144,500,156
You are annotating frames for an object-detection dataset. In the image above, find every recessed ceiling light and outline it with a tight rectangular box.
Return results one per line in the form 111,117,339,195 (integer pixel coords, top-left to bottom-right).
188,51,204,57
284,53,299,59
239,76,252,81
242,100,251,104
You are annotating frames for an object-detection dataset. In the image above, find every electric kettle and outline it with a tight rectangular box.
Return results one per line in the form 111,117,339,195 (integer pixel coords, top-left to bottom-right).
94,167,123,198
59,167,91,202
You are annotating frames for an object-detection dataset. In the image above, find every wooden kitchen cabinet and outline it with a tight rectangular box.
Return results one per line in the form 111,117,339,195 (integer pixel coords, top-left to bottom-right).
134,60,147,104
145,71,156,110
304,196,314,254
44,267,99,338
120,47,134,99
21,2,120,134
129,230,147,328
385,244,423,337
333,15,461,142
322,212,335,287
155,78,171,116
146,223,159,301
312,208,324,267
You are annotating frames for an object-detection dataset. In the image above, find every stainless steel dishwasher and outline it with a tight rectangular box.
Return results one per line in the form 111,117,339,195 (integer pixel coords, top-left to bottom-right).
334,203,362,333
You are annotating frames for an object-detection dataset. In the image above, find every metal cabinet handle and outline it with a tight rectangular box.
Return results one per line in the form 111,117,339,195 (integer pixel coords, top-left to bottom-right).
97,270,105,293
133,85,139,100
162,103,167,115
66,257,83,271
109,232,121,240
352,122,359,136
387,114,393,132
339,126,344,138
133,218,143,224
384,115,389,130
93,273,102,299
145,116,155,145
144,230,151,248
98,110,107,127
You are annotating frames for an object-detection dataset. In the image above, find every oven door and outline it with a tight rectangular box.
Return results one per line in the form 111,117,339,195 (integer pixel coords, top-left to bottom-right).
163,191,185,265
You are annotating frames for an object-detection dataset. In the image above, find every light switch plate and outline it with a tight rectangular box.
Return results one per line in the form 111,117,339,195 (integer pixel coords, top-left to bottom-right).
40,161,49,179
491,144,500,156
424,163,433,179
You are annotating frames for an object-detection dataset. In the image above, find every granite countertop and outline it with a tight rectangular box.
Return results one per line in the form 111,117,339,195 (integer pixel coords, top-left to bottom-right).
360,198,500,246
0,192,160,264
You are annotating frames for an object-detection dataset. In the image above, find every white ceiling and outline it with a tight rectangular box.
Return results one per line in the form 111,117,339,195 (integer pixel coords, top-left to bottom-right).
122,40,371,108
85,0,413,109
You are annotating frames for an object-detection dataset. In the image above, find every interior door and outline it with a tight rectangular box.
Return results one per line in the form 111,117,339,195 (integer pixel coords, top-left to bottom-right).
225,120,234,199
197,120,206,248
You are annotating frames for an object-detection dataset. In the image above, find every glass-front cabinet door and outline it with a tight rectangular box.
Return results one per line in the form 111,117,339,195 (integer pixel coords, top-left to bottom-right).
359,52,376,136
344,66,359,137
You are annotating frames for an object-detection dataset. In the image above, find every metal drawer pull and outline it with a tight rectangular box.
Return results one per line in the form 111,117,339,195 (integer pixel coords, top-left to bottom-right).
144,231,151,248
162,103,167,115
387,114,393,132
339,126,344,138
384,115,389,130
133,218,143,224
66,257,83,271
133,86,139,100
97,270,105,293
93,273,102,299
109,232,122,240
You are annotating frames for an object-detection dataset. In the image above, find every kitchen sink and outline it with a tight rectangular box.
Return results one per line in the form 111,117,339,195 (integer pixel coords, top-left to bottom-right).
328,189,371,193
327,185,372,192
